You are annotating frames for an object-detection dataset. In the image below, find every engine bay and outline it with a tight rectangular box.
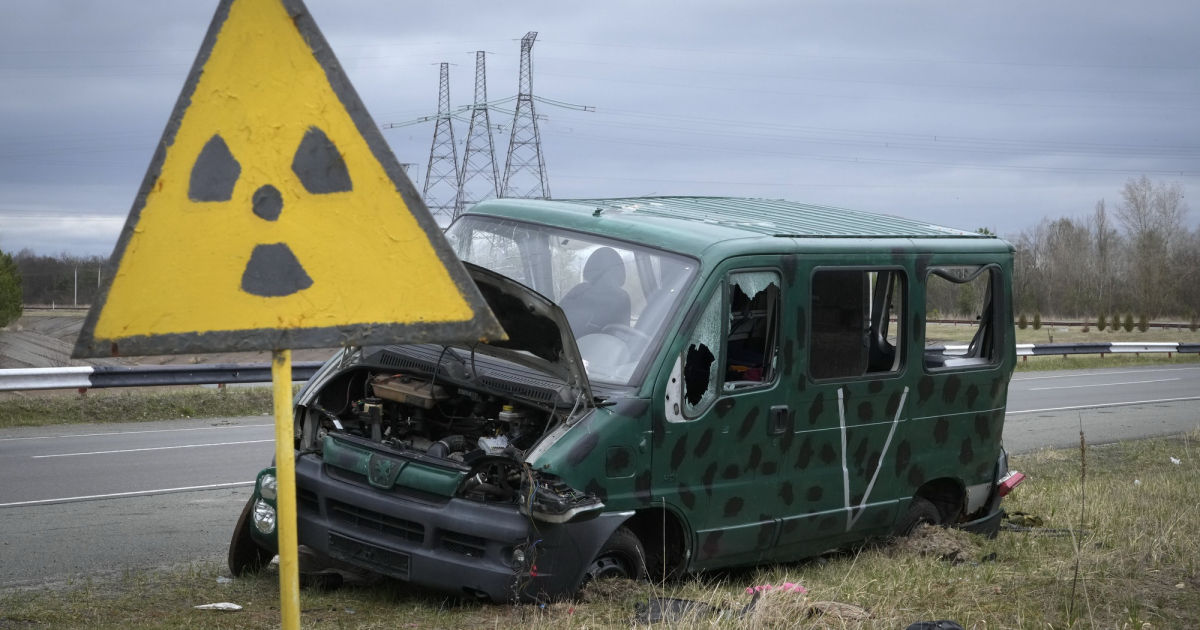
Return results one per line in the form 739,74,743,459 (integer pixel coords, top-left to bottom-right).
298,367,559,504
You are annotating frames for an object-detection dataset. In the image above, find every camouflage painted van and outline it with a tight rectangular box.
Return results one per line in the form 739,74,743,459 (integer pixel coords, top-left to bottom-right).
228,197,1023,602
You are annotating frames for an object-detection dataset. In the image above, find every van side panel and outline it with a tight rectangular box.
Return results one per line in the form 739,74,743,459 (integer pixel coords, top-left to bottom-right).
650,246,1014,571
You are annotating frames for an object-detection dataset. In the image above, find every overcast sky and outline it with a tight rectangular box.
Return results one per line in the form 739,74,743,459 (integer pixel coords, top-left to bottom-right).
2,0,1197,257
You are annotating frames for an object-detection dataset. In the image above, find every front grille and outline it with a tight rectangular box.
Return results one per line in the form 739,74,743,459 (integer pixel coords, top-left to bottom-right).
297,487,319,511
323,464,451,505
328,532,410,580
441,530,487,558
328,499,424,543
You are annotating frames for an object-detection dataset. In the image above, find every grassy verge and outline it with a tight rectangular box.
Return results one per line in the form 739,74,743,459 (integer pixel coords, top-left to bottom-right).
4,431,1197,629
0,386,276,429
1015,352,1200,372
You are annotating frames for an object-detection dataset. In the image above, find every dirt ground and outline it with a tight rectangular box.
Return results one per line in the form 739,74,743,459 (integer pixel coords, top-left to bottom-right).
0,311,336,369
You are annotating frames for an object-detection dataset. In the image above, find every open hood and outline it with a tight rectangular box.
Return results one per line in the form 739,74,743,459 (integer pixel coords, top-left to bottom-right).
465,262,594,405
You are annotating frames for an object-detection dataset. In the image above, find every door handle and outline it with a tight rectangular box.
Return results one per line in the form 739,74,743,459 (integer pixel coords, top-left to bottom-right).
769,405,790,436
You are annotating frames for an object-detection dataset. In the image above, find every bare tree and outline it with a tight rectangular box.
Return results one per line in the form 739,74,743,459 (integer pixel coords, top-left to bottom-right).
1115,176,1188,317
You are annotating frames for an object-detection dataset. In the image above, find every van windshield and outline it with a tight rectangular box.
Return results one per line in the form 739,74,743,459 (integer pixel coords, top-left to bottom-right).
446,215,696,386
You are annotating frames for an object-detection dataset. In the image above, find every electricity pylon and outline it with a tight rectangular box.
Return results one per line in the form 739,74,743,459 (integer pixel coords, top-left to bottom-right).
501,32,549,199
458,51,500,219
422,63,461,225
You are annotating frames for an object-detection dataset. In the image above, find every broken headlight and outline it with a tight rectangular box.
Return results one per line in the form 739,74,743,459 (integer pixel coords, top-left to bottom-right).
519,474,604,524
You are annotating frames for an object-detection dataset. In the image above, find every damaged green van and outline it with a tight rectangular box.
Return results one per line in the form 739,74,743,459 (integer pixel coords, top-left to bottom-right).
228,196,1023,602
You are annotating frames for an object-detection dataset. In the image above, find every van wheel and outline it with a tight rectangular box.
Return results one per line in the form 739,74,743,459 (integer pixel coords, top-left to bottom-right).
895,497,941,536
228,496,274,576
584,526,647,583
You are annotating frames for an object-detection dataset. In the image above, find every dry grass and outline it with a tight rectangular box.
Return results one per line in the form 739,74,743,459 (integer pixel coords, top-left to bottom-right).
4,431,1198,628
0,386,276,428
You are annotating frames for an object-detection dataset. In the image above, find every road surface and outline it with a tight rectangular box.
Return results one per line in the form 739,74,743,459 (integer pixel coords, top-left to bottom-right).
1,364,1197,590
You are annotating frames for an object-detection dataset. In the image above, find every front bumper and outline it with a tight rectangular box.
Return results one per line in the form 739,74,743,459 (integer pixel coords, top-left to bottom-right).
252,454,625,602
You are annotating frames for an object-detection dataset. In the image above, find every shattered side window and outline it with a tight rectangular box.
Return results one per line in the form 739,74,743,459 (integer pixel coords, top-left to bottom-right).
924,265,998,369
724,271,780,390
682,289,722,416
810,269,905,380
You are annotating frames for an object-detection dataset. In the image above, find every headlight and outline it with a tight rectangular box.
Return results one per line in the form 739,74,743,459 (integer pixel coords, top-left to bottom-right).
252,498,277,534
259,473,277,501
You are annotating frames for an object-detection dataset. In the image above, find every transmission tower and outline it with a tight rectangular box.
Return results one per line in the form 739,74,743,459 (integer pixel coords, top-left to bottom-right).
457,51,500,218
501,32,549,199
422,63,461,225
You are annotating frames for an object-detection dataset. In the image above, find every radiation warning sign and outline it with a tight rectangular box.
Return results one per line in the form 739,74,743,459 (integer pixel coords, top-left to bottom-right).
73,0,502,358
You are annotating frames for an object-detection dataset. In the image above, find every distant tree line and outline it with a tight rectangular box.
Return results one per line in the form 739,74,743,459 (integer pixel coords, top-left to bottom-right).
12,250,113,307
1008,176,1199,322
5,175,1198,323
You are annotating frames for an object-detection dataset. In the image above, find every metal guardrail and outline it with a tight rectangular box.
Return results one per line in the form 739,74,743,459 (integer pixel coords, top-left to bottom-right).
1,342,1196,392
0,362,326,392
940,341,1200,358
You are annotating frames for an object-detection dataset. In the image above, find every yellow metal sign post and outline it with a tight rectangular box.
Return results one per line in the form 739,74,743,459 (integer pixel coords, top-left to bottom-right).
73,1,502,627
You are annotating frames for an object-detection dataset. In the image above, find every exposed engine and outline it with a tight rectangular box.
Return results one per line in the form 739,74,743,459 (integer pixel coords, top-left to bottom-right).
297,367,554,504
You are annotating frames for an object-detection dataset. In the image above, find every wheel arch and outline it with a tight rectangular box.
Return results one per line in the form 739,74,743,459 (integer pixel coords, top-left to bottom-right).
623,506,690,581
913,476,966,524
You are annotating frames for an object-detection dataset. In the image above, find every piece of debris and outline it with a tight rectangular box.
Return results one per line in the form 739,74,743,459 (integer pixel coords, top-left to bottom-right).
745,582,808,594
1170,457,1181,465
215,576,232,584
1006,511,1044,527
193,602,242,611
905,621,965,630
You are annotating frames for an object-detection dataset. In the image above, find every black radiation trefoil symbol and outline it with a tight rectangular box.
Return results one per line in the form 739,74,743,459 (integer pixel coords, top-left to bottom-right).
187,127,353,297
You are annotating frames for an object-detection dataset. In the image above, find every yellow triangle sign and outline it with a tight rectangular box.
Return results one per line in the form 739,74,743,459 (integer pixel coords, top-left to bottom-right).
74,0,502,357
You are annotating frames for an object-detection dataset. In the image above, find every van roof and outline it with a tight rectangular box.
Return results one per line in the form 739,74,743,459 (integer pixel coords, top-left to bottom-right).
465,196,1006,257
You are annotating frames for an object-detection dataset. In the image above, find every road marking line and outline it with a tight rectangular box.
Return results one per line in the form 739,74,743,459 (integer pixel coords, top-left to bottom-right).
1030,377,1181,391
0,481,254,508
1012,366,1200,382
31,439,274,459
1007,395,1200,415
0,423,273,442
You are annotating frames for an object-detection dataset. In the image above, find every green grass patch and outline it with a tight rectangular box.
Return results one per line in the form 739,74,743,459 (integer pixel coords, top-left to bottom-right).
5,432,1197,628
0,386,276,428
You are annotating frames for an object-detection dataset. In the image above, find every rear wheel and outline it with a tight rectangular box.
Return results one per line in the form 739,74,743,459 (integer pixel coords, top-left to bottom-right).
228,495,274,576
895,497,941,536
584,526,647,583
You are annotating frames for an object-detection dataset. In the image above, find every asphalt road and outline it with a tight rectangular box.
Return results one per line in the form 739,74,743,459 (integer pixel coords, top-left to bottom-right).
1,364,1198,590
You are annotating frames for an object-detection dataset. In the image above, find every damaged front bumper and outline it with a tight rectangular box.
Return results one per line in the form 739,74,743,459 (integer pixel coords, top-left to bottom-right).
249,454,626,602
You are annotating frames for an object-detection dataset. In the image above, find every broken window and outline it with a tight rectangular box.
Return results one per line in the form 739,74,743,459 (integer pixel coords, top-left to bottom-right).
681,270,781,417
724,271,780,390
924,265,998,369
682,292,722,415
809,269,905,380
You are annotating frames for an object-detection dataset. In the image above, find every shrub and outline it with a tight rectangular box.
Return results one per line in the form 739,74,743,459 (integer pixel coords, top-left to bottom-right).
1111,314,1121,332
1137,313,1149,332
0,250,21,328
1032,312,1042,330
1123,313,1134,332
1017,313,1028,330
1190,312,1198,332
1097,313,1107,331
1081,322,1090,333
